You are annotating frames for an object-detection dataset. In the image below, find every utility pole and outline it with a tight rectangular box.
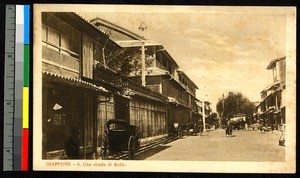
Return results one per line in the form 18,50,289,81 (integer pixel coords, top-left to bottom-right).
139,22,147,87
202,98,206,132
221,93,225,127
141,41,146,86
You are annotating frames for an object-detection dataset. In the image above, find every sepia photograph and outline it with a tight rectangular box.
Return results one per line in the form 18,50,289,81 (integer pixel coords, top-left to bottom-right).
33,4,296,173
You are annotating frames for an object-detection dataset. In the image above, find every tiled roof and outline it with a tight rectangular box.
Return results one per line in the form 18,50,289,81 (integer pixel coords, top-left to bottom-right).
43,71,108,93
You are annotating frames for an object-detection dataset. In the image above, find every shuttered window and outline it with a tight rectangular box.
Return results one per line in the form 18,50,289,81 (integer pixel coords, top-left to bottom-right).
82,36,94,79
42,13,80,58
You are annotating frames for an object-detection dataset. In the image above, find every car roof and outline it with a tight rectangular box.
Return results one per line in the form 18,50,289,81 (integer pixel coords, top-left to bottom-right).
106,119,129,126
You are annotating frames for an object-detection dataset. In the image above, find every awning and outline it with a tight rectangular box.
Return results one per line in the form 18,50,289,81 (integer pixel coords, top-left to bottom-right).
133,90,166,103
43,71,109,94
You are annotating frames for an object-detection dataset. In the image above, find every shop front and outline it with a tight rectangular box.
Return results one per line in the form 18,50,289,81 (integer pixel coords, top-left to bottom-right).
42,72,109,159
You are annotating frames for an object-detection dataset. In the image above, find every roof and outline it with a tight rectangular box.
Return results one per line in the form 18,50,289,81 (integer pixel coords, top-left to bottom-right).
266,56,286,69
89,17,145,41
177,70,199,89
88,16,180,68
157,46,179,67
53,12,121,51
43,71,109,94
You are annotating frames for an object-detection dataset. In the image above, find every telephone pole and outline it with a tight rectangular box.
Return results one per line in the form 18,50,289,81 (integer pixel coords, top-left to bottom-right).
202,98,206,132
221,93,225,127
139,22,147,86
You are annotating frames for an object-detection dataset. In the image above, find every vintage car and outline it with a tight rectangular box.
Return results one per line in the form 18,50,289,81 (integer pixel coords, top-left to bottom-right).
186,122,199,136
101,119,141,160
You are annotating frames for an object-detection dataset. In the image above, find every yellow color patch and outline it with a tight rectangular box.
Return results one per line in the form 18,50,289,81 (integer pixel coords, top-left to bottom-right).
23,87,29,128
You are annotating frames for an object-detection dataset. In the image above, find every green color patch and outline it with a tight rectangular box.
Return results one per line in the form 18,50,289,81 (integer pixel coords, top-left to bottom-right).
24,45,29,87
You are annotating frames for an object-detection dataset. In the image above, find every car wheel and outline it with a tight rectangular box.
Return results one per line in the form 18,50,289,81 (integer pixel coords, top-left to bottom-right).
135,131,141,150
128,136,135,160
101,137,109,160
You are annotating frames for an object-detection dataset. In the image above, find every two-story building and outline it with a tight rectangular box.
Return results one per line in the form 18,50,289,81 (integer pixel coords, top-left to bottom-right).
90,17,200,131
42,12,175,159
254,56,286,130
89,17,172,141
41,12,120,159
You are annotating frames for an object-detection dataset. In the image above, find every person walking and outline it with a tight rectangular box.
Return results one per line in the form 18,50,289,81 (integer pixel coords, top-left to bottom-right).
225,119,229,136
228,120,233,136
65,127,80,159
226,119,233,137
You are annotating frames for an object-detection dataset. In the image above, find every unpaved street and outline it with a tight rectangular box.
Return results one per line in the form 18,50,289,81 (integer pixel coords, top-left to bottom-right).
138,129,285,162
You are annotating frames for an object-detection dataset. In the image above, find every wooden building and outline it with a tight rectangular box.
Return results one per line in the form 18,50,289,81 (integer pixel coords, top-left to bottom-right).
42,12,122,159
42,13,175,159
90,17,200,130
254,56,286,130
93,64,170,139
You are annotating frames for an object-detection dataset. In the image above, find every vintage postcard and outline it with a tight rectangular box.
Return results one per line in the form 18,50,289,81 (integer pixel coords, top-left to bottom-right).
33,4,296,173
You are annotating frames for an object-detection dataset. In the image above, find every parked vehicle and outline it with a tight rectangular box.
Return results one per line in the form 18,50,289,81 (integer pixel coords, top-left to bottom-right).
169,123,185,139
186,122,199,136
101,119,141,160
169,123,178,138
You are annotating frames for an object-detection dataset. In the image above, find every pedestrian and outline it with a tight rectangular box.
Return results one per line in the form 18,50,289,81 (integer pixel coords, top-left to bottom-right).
228,121,233,136
226,119,233,137
65,127,80,159
225,119,229,136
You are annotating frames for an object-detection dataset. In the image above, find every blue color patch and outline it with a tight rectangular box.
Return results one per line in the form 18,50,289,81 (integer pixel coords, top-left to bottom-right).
24,5,30,44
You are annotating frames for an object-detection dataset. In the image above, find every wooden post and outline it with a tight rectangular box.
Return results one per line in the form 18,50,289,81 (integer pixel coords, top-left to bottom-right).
141,41,146,86
203,99,206,132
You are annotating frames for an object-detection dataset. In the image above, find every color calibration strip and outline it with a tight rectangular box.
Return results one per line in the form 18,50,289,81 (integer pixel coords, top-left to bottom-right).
3,4,29,171
22,5,30,171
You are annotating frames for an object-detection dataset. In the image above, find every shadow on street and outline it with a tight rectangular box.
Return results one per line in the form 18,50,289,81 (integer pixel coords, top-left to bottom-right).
135,145,171,160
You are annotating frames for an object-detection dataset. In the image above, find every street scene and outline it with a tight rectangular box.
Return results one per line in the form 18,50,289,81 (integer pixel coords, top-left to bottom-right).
141,129,285,162
96,128,285,162
35,5,291,165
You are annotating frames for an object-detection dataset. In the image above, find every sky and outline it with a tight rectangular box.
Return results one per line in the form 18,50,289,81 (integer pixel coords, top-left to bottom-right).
80,7,286,111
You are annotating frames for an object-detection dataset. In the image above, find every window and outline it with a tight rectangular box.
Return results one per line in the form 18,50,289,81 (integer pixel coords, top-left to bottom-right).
47,28,59,45
42,13,80,58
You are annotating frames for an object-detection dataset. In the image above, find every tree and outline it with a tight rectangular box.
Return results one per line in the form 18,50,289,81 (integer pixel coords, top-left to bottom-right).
105,47,154,76
216,92,256,126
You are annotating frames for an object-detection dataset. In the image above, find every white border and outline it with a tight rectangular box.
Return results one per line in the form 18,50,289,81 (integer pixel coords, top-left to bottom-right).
33,4,296,173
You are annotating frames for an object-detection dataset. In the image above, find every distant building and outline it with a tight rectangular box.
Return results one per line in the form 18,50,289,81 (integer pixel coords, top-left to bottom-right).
254,56,286,130
196,100,212,124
